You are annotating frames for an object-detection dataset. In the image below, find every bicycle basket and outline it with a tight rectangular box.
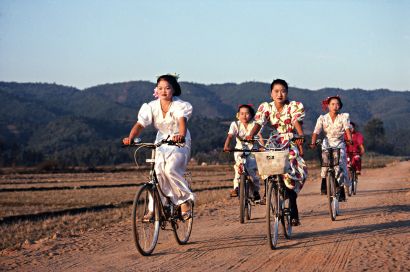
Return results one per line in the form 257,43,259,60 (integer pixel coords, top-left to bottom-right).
320,148,341,167
254,150,289,176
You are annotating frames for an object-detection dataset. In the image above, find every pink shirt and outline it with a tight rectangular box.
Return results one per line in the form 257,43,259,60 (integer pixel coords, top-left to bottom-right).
345,131,364,153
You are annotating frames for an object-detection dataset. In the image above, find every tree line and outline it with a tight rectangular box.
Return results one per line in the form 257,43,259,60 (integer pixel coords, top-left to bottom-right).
0,117,403,169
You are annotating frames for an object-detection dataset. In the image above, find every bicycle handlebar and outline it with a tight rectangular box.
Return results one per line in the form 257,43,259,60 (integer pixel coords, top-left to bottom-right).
225,149,264,153
121,136,185,149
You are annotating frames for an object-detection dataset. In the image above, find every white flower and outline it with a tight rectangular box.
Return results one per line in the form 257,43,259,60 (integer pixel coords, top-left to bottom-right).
153,87,159,98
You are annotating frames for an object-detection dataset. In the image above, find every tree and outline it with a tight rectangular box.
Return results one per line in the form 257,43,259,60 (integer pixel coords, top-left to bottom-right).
364,118,393,154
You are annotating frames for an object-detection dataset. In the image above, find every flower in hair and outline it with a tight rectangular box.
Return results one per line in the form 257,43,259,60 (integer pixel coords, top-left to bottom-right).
153,87,159,98
168,73,180,80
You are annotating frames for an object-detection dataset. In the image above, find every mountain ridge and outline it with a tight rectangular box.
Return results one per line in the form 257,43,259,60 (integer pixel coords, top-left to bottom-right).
1,81,409,166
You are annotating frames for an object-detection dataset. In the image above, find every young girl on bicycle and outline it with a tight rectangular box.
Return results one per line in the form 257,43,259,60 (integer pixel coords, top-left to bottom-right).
310,96,353,201
122,74,194,219
247,79,307,226
223,104,262,201
345,122,365,175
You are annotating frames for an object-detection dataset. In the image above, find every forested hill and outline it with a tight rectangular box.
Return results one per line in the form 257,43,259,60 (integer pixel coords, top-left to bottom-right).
1,81,409,167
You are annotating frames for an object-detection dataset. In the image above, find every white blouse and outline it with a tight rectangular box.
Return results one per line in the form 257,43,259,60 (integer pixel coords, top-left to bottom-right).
137,97,193,145
228,121,258,150
313,113,351,148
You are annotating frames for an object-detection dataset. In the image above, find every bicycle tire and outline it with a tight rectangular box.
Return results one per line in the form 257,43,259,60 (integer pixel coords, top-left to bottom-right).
245,179,251,221
132,185,160,256
172,203,194,245
326,172,337,221
266,180,280,249
239,174,246,224
281,194,292,239
349,167,356,196
352,171,358,195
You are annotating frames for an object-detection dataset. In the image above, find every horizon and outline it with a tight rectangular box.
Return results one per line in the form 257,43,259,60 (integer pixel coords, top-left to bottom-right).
1,79,408,93
1,1,409,91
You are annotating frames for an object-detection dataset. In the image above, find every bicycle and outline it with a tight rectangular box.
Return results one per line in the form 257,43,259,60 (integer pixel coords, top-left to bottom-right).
226,139,262,224
254,136,303,249
123,137,194,256
312,139,342,221
347,152,360,195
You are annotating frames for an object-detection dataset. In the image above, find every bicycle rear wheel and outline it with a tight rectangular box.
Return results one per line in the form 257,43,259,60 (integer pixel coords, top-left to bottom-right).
281,194,292,239
172,203,194,245
352,171,358,195
266,180,280,249
326,173,338,221
239,174,246,224
132,185,160,256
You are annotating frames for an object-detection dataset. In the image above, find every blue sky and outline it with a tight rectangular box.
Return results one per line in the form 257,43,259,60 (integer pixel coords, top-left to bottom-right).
1,0,409,91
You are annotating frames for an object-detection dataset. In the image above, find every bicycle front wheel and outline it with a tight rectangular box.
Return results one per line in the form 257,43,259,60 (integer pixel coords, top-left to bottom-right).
266,180,280,249
132,185,160,256
172,203,194,245
326,173,338,221
281,193,292,239
246,179,252,221
239,174,246,224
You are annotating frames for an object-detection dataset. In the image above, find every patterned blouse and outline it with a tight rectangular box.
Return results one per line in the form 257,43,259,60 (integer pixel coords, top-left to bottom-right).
313,113,351,148
254,100,305,147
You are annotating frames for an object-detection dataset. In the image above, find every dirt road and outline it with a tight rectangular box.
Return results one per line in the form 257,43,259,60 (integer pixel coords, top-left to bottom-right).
1,161,409,271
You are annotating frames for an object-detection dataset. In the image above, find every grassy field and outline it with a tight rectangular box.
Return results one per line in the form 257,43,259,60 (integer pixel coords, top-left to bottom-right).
0,155,405,250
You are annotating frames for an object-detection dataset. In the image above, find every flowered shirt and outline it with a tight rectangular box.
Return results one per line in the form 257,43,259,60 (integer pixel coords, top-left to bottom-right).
254,100,305,147
313,113,351,148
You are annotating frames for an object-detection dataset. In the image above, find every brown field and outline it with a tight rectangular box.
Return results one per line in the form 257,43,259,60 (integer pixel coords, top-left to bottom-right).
0,165,238,250
0,156,409,271
0,155,402,249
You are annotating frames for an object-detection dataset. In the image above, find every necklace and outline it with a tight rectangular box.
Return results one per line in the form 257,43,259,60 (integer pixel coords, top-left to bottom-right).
160,101,172,114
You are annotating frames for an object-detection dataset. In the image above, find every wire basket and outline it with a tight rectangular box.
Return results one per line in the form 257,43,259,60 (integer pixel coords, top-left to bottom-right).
254,150,289,176
320,148,341,167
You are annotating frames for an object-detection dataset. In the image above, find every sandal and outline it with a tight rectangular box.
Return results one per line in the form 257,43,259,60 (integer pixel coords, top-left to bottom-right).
180,202,192,220
181,210,192,221
291,218,301,226
142,211,154,222
230,187,239,197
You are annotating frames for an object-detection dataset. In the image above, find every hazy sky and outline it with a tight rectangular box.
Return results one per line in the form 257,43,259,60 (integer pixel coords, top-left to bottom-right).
1,0,409,90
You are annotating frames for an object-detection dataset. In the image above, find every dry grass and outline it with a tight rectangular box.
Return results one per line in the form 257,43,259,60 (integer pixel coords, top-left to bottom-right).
0,158,400,250
0,207,132,250
0,166,234,250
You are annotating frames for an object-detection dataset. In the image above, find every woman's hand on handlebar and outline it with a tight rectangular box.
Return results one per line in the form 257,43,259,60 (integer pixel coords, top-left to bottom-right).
172,134,185,143
294,137,304,146
122,137,131,145
309,142,316,149
244,135,254,141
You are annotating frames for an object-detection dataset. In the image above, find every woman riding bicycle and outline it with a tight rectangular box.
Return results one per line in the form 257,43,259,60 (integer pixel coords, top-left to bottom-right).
122,74,194,220
344,122,365,175
310,96,353,200
223,104,262,200
247,79,307,226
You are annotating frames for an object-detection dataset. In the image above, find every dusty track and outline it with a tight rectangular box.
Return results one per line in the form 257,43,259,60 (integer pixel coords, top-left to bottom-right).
1,161,409,271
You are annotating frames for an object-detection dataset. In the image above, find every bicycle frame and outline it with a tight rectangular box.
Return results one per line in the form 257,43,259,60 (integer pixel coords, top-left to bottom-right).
140,143,186,226
228,144,261,223
315,140,341,221
126,137,194,256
